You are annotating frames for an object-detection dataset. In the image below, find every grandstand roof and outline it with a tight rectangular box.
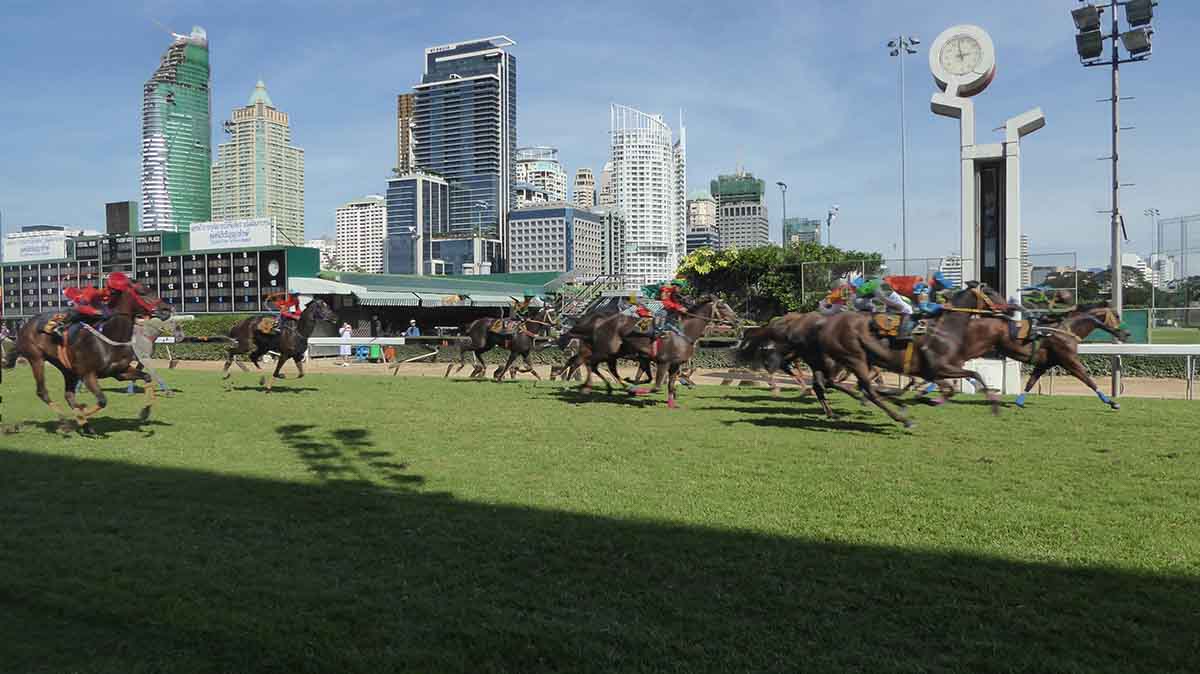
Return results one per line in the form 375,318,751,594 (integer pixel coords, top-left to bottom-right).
314,271,568,306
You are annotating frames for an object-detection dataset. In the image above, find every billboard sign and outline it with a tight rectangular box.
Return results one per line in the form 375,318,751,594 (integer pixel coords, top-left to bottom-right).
3,231,69,263
190,218,274,251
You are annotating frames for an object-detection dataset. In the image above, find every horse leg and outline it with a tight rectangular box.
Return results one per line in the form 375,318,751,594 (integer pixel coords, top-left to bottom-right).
139,367,158,422
1015,364,1050,408
522,352,541,381
666,362,681,409
293,354,305,379
810,370,836,419
847,361,911,427
1059,354,1120,410
939,365,1002,415
74,373,109,432
495,351,518,381
31,356,70,420
222,348,236,379
263,357,286,392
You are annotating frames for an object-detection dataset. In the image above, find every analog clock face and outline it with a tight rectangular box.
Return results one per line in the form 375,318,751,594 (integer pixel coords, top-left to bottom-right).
941,35,983,76
268,260,280,276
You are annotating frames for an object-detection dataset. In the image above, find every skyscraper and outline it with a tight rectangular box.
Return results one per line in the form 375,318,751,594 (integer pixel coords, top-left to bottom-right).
141,26,212,233
686,190,719,253
597,161,615,209
396,93,415,174
610,104,686,288
711,171,769,250
572,168,595,210
335,196,386,273
210,80,306,245
411,36,516,258
514,146,566,203
783,217,822,245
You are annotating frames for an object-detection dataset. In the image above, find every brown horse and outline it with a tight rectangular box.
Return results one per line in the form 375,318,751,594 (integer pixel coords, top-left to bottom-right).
444,306,556,381
550,336,696,388
221,298,337,391
945,303,1129,410
581,297,738,408
3,285,171,432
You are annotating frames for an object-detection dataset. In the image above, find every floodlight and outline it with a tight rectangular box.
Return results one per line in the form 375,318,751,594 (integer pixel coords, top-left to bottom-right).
1124,0,1155,27
1121,27,1153,56
890,49,899,56
1071,4,1102,32
887,40,898,48
1075,30,1104,60
909,37,921,46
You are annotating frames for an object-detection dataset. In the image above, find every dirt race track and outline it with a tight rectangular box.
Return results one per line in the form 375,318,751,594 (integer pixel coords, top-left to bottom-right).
154,357,1195,400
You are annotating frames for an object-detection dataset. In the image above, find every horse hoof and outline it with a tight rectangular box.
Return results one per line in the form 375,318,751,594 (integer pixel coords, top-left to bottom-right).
903,420,915,430
667,399,679,409
258,377,266,386
579,386,592,394
222,373,231,380
274,374,286,380
930,397,946,406
628,388,651,397
138,406,152,422
1110,402,1121,411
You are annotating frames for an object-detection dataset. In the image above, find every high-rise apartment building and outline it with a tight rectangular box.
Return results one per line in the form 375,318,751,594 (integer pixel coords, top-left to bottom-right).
687,191,717,232
383,171,497,275
596,208,626,278
211,80,306,245
141,26,212,233
572,168,595,210
396,93,415,174
783,217,822,245
335,195,386,273
508,205,604,277
305,237,337,270
609,104,686,288
673,125,687,261
711,171,769,250
597,161,615,209
411,36,516,258
514,146,566,203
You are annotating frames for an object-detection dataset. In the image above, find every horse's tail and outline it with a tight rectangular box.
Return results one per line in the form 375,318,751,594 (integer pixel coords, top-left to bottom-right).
857,328,895,365
734,325,771,366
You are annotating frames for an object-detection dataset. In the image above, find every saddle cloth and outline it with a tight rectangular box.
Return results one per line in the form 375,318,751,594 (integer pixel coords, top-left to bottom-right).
635,317,654,333
490,319,514,334
871,313,903,338
40,313,68,335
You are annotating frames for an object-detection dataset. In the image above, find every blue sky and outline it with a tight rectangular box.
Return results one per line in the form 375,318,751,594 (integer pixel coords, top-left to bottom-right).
2,0,1197,267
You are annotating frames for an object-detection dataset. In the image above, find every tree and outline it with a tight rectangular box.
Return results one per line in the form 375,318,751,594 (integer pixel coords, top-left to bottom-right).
677,242,883,320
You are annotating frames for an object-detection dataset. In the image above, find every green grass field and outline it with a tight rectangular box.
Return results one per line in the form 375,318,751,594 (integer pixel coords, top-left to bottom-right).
2,369,1199,673
1151,326,1200,344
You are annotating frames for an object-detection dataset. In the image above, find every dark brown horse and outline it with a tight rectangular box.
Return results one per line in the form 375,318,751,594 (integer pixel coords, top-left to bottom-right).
550,336,697,388
3,285,171,432
221,298,337,391
444,306,556,381
580,297,737,408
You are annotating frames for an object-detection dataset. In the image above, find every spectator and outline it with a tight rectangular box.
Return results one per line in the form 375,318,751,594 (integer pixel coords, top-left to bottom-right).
404,319,421,338
338,322,353,366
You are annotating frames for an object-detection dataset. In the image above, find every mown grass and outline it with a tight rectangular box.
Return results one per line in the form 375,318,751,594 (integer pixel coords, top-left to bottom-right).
2,368,1199,673
1151,326,1200,344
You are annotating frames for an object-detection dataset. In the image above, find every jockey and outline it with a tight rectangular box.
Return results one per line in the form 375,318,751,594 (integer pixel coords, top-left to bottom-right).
854,277,880,312
269,291,302,334
876,281,915,339
511,291,537,321
657,279,689,336
56,284,111,335
913,282,944,317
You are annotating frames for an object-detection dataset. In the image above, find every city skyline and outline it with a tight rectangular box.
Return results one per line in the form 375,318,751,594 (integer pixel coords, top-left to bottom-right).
3,2,1200,268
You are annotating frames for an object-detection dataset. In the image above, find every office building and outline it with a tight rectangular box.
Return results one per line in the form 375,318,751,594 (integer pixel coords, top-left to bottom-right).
514,182,550,208
593,207,626,278
609,104,686,288
305,237,337,270
105,201,139,235
597,161,615,209
783,217,822,245
572,168,595,209
508,204,604,277
141,26,212,233
685,229,721,254
687,191,716,232
514,146,566,202
335,195,386,273
211,80,306,246
711,171,769,250
396,93,414,173
411,36,516,257
384,171,497,275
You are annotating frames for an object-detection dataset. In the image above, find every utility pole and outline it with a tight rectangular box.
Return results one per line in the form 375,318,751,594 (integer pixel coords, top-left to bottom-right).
1109,4,1123,397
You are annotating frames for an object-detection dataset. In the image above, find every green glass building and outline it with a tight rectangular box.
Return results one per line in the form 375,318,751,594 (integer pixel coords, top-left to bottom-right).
141,26,212,233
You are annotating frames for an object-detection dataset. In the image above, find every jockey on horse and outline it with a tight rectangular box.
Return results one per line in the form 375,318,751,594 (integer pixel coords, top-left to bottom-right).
49,271,141,337
265,291,303,335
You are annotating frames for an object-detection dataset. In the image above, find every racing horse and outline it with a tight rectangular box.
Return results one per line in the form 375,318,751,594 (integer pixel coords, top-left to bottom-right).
581,296,738,408
221,298,338,391
444,305,557,381
3,283,171,432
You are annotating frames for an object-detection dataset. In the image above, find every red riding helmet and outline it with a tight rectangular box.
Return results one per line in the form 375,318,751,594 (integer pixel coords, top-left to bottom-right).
107,271,134,292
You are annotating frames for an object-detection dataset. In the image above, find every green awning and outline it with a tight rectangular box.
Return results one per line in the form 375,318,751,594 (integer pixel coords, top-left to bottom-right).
354,291,418,306
468,294,513,307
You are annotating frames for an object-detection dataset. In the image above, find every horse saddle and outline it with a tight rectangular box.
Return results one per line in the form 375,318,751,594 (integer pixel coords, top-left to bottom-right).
1008,319,1033,342
635,317,654,333
258,316,278,334
489,319,509,334
911,319,929,336
871,313,903,338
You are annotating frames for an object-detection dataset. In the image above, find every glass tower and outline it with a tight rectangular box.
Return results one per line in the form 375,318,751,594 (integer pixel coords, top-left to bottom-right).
141,26,212,233
412,36,516,255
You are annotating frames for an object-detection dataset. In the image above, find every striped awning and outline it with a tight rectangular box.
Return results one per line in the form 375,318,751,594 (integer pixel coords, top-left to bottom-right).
354,291,419,306
468,293,514,307
414,292,449,307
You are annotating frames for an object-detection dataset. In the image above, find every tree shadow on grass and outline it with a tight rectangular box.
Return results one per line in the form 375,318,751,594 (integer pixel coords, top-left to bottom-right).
276,424,421,487
1,449,1197,673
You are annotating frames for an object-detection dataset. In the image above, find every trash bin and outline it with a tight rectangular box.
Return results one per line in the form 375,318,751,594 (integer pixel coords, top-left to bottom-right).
369,344,382,361
354,345,370,361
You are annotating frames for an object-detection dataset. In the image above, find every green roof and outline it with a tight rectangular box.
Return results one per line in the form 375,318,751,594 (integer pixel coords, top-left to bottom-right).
321,271,566,298
248,79,273,107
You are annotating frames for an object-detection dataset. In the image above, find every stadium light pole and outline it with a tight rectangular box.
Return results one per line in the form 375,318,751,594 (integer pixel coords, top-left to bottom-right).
827,204,840,247
888,35,920,274
775,181,788,244
1145,207,1159,321
1071,0,1157,397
